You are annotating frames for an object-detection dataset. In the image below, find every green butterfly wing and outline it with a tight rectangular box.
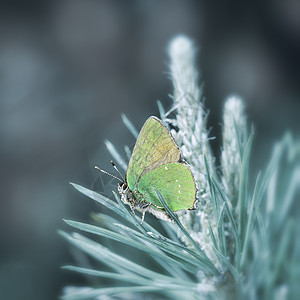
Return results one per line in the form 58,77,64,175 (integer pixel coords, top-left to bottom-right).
126,116,181,190
138,162,196,211
126,116,197,211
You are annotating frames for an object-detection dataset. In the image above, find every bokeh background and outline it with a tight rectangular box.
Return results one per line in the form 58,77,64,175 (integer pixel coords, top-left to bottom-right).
0,1,299,299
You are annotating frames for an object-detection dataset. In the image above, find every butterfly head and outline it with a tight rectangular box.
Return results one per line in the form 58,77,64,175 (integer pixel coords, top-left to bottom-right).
117,181,138,208
118,181,128,192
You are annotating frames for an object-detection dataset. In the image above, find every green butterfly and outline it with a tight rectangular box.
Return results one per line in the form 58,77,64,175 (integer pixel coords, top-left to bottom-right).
98,116,197,222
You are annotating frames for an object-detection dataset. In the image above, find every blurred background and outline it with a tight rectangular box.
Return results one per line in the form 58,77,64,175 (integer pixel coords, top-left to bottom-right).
0,0,299,299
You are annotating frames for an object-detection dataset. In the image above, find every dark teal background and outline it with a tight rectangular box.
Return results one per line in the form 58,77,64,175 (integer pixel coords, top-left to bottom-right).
0,1,299,299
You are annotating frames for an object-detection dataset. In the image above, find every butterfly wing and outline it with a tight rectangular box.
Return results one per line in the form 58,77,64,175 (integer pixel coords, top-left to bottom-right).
126,116,181,191
137,162,196,211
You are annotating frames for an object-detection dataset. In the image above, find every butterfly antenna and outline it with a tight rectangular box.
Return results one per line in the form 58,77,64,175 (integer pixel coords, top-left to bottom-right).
94,166,123,183
110,161,125,182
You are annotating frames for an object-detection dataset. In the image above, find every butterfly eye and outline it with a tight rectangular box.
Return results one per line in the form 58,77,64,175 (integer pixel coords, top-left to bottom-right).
122,183,128,190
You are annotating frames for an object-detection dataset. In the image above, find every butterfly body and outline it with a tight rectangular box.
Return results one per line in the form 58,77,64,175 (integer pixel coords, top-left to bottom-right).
118,116,197,222
117,182,173,222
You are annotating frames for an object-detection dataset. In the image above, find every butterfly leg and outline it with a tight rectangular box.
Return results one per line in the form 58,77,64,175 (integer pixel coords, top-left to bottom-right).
139,201,151,224
141,210,146,223
127,199,136,216
150,203,164,210
129,204,135,215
